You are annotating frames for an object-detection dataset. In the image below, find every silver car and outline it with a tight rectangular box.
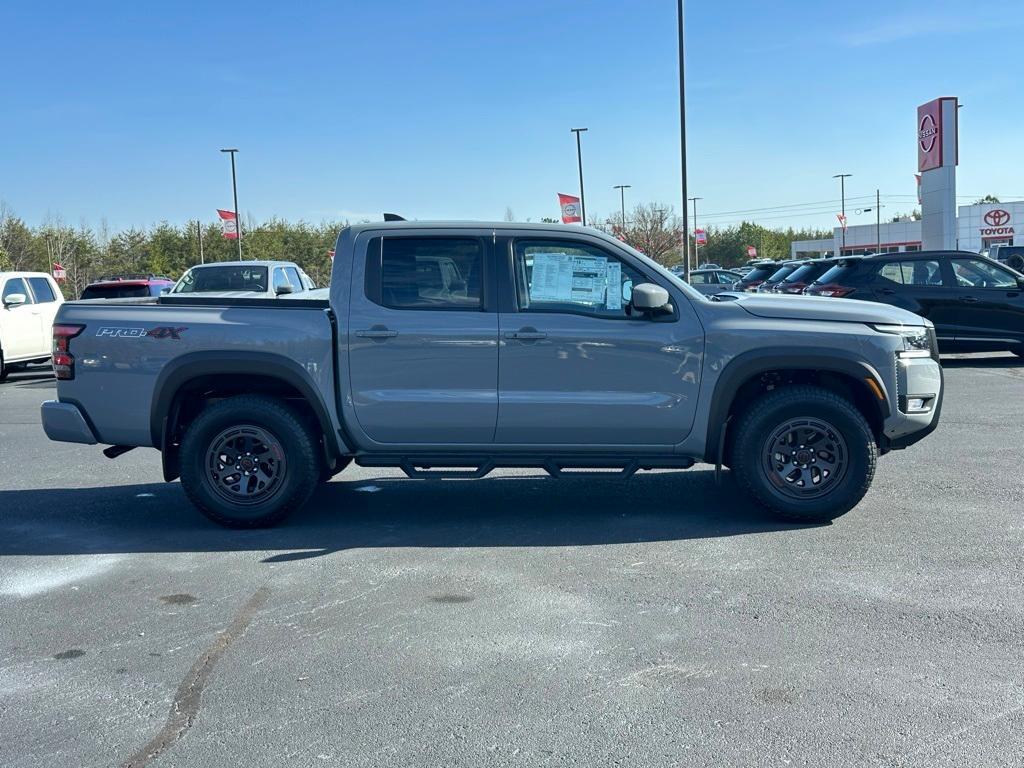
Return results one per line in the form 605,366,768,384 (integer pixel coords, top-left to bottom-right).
171,260,316,298
686,268,744,296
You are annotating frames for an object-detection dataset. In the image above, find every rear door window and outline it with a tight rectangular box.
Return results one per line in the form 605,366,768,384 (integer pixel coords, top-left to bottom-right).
27,277,58,302
366,237,484,310
901,260,943,286
875,260,943,286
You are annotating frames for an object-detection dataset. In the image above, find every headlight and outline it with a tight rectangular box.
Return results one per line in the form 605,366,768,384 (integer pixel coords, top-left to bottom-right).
870,324,932,358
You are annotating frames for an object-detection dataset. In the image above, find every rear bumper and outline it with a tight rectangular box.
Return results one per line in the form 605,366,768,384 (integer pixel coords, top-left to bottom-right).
41,400,98,445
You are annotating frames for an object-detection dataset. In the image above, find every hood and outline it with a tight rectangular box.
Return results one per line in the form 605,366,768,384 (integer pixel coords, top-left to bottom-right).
731,293,928,326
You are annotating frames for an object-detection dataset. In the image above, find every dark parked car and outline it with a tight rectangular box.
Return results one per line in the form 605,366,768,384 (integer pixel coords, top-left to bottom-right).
774,258,839,295
806,251,1024,356
756,260,804,293
80,275,174,299
730,261,779,292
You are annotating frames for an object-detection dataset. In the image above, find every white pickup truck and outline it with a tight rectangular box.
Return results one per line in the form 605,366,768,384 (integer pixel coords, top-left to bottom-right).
0,272,64,381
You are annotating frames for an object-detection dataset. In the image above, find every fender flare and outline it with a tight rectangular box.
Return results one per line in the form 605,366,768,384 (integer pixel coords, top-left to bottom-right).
704,346,891,464
150,351,345,458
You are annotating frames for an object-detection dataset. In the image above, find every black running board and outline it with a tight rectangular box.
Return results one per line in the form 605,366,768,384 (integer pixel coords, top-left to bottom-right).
355,455,696,480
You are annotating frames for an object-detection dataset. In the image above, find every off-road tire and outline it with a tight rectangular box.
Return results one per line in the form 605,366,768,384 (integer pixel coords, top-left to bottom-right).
731,385,877,523
180,395,320,528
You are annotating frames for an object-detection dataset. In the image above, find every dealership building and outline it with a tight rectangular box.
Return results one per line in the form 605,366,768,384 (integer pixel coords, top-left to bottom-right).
791,96,1021,260
791,200,1024,259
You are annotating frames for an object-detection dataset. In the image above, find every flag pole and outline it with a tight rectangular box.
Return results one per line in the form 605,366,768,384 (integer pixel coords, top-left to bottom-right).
220,148,242,259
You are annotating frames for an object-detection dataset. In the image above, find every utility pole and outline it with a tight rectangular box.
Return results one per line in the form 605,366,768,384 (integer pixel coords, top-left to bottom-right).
833,173,852,251
689,196,702,264
220,148,242,259
876,188,881,254
613,184,631,234
677,0,690,281
570,128,588,225
197,220,205,264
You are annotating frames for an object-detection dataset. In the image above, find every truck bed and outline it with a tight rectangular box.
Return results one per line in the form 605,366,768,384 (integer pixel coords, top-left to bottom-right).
52,297,338,447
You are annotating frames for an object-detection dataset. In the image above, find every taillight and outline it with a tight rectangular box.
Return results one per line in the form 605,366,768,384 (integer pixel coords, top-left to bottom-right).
53,324,85,380
809,283,854,298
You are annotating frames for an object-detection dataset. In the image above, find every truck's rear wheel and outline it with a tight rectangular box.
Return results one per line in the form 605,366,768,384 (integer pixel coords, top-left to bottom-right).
180,395,319,528
731,385,877,523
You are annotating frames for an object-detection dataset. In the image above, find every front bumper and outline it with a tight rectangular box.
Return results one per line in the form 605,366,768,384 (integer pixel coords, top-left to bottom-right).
881,356,943,450
41,400,98,445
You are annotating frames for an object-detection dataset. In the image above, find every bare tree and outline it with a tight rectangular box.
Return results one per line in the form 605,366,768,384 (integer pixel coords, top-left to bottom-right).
617,203,682,266
504,206,515,222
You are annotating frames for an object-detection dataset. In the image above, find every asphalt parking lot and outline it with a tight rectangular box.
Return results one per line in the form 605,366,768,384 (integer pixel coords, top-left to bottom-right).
1,356,1023,768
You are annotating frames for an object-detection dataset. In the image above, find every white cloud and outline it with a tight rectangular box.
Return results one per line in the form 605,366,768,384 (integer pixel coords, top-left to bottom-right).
843,12,1011,47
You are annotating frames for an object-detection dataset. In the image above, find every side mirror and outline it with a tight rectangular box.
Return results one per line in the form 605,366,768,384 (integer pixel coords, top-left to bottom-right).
160,286,172,295
275,283,294,296
1017,277,1024,290
630,283,672,316
3,293,27,307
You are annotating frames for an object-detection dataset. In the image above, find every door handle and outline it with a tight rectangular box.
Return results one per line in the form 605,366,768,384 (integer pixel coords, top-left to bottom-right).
355,327,399,339
879,288,896,295
504,328,547,341
959,296,980,303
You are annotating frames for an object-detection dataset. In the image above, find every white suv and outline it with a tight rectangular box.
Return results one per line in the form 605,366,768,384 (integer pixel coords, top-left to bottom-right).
0,272,64,381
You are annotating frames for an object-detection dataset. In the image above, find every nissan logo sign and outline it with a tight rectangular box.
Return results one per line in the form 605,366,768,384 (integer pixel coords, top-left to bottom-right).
984,209,1011,227
918,114,938,153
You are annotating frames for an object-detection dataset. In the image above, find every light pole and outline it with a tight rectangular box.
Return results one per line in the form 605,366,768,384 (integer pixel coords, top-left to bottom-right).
833,173,852,252
613,184,631,234
689,196,702,264
220,148,242,259
677,0,690,281
857,191,884,254
570,128,588,225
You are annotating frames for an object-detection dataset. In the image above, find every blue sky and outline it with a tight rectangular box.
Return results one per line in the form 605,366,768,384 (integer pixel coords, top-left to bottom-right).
2,0,1022,233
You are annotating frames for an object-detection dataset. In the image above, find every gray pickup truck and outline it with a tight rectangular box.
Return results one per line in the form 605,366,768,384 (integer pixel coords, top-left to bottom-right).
41,222,943,527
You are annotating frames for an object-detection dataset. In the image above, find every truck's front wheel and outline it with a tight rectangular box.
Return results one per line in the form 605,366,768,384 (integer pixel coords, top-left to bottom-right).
179,395,319,528
731,386,877,523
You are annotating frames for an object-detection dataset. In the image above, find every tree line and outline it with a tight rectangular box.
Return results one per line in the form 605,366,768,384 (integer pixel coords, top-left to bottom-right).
1,201,832,298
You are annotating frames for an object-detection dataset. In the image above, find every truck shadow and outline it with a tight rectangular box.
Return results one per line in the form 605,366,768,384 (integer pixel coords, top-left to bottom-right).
0,470,812,559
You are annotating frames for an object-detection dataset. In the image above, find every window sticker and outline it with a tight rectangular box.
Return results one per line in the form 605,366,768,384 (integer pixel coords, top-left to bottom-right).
605,262,622,309
529,252,625,309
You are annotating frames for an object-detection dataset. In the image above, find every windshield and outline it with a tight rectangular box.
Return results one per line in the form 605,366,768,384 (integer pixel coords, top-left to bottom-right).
174,265,269,293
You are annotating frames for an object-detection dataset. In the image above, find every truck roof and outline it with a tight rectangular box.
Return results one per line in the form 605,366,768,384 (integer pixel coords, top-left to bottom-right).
187,260,300,269
345,221,593,235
